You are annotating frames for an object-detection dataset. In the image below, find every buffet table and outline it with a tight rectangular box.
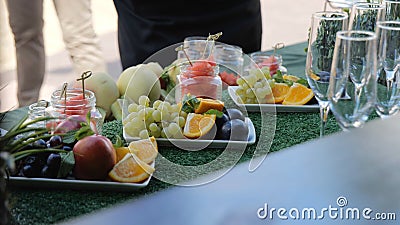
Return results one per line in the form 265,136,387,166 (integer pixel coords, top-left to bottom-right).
1,42,347,224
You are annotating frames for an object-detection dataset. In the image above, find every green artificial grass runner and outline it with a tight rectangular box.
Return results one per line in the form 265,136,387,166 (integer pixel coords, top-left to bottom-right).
8,111,342,225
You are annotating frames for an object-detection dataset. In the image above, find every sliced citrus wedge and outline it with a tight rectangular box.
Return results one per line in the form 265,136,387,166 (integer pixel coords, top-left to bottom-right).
115,146,130,162
108,153,155,183
128,137,158,164
194,98,224,114
283,74,300,82
183,113,216,139
271,83,290,103
282,83,314,105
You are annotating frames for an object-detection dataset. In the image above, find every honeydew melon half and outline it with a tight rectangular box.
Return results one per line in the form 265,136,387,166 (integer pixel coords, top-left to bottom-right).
117,64,161,104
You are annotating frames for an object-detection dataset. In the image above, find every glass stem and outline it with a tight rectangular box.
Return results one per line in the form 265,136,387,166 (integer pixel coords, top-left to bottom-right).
319,101,330,137
353,84,362,116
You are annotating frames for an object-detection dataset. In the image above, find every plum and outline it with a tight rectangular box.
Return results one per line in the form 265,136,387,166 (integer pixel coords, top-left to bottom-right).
215,113,229,130
219,119,249,141
225,108,245,121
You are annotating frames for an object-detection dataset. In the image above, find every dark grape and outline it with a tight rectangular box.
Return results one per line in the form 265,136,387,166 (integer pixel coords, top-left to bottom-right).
48,135,63,148
41,165,58,178
24,155,45,167
21,165,41,178
62,145,72,151
46,153,61,169
32,139,47,149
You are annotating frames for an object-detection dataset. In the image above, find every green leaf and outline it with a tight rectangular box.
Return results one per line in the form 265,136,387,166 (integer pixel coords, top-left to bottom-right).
296,78,309,87
113,136,123,148
63,130,78,144
57,151,75,178
181,94,200,114
75,125,94,141
86,111,91,125
204,109,224,118
272,70,284,83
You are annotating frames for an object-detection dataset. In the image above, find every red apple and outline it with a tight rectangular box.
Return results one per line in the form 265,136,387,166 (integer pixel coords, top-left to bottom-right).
73,135,117,180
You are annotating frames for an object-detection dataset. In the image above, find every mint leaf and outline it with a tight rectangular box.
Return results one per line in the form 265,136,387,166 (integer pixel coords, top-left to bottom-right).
272,70,284,83
181,94,200,114
57,151,75,178
204,109,224,118
296,78,309,87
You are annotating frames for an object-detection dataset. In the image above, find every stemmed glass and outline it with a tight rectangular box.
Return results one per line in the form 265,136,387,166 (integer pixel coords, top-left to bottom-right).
306,11,349,137
329,30,377,130
375,21,400,118
349,2,385,32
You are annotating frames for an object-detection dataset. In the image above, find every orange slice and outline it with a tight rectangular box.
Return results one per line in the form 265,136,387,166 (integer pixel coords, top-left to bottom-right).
282,83,314,105
108,153,155,183
283,74,300,82
183,113,216,138
128,137,158,164
271,83,290,103
194,98,224,114
115,147,130,162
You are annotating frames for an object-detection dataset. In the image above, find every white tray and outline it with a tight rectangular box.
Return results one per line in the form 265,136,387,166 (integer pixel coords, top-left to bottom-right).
124,117,256,150
228,86,319,113
8,162,154,192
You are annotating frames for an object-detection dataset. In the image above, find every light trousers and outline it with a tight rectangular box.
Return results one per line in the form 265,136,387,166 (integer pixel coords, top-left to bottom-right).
6,0,106,107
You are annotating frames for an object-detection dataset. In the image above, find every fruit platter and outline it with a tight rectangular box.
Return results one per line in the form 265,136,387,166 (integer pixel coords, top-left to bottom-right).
1,111,158,191
122,96,256,149
228,69,319,112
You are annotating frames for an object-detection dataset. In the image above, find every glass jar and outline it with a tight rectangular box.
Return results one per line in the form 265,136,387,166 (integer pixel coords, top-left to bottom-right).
27,100,49,128
214,44,243,86
249,52,287,75
47,88,103,133
177,36,212,60
175,61,222,103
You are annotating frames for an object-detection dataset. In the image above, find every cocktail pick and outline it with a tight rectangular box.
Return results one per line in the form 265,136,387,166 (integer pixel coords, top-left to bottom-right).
272,43,285,57
76,71,92,99
202,32,223,59
175,45,192,66
60,82,68,114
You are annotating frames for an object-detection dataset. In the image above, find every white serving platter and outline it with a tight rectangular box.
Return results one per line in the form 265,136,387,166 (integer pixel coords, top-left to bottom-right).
124,117,256,150
8,162,154,192
228,86,319,113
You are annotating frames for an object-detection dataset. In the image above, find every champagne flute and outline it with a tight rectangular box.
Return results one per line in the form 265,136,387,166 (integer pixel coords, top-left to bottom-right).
384,0,400,21
375,21,400,118
306,11,348,137
329,30,377,130
349,2,385,32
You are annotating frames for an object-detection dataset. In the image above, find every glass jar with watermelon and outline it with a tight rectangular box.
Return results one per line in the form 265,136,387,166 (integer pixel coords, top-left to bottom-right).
175,60,222,103
249,52,287,75
47,88,103,132
214,44,243,86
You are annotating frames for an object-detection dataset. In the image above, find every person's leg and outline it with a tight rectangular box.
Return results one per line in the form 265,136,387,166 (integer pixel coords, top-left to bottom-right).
6,0,45,107
53,0,106,75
